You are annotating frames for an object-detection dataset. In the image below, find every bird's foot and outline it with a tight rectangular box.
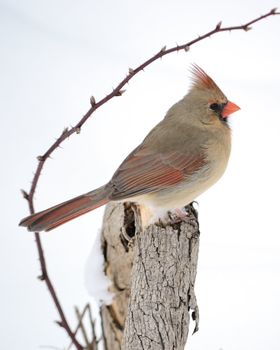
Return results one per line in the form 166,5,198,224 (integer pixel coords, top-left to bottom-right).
167,207,189,225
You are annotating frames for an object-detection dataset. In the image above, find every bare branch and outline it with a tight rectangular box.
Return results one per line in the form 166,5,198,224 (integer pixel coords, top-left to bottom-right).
75,306,91,348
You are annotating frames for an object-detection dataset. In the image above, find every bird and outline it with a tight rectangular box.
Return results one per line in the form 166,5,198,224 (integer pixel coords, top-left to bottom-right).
19,64,240,232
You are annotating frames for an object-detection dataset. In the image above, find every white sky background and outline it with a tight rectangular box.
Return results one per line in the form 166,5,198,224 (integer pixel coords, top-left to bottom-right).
1,0,280,349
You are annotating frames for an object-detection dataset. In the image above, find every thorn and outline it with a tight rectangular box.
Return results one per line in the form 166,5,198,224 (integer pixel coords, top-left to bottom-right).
160,45,167,52
244,26,252,32
75,127,81,134
21,189,29,200
90,96,96,106
116,89,126,96
184,45,190,52
215,21,222,30
37,155,44,161
55,320,64,327
128,67,134,74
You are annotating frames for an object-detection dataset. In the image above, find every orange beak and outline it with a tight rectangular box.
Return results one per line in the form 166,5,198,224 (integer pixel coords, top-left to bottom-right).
221,101,240,118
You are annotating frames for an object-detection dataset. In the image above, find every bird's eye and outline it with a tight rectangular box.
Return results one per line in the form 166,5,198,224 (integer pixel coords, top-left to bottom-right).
209,103,220,112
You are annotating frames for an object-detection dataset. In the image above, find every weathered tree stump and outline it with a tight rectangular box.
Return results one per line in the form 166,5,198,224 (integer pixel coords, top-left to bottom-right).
100,202,200,350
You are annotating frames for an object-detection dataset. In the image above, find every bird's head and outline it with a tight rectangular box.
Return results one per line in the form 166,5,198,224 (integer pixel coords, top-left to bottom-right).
185,64,240,127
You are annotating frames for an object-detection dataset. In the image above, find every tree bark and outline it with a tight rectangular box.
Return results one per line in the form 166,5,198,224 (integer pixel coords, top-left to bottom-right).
100,202,200,350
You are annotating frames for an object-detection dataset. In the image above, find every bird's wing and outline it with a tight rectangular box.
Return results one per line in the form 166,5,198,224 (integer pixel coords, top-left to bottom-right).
109,146,207,199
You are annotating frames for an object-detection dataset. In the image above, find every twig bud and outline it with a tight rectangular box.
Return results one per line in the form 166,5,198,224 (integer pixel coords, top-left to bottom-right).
37,155,44,161
37,274,45,281
128,68,134,74
90,96,96,106
75,127,81,134
215,21,222,30
62,127,69,136
160,45,167,52
21,189,29,200
244,26,252,32
270,8,277,14
116,89,126,96
184,45,190,52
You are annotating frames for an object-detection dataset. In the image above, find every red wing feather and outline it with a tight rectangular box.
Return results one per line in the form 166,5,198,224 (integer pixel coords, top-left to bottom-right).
109,146,206,200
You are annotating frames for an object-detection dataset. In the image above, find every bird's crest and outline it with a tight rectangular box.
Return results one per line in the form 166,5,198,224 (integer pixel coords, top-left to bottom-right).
190,64,221,92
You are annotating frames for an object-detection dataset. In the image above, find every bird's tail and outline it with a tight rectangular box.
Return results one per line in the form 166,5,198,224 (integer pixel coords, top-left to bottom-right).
19,185,110,232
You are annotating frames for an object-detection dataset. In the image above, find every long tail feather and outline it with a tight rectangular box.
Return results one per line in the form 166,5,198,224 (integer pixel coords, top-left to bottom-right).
19,185,109,232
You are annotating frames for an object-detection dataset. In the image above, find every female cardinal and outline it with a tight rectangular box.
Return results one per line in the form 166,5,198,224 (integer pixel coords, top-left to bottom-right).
19,65,240,232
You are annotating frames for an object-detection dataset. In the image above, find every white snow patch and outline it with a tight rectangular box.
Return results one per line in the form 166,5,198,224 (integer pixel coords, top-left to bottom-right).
85,229,114,305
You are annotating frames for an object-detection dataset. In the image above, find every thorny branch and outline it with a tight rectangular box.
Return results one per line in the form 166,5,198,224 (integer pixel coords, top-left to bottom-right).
21,9,279,350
